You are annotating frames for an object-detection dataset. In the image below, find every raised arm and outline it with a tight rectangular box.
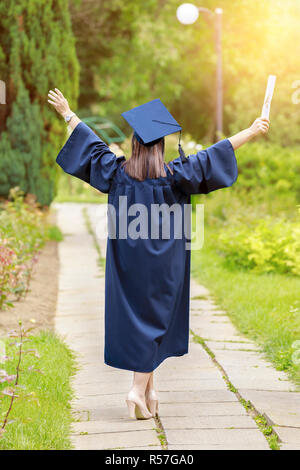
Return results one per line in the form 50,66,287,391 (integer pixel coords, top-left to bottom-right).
48,88,80,130
228,117,269,150
48,88,125,194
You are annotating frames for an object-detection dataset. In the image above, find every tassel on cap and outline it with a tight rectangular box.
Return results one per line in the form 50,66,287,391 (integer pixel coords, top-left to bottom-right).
132,114,187,161
178,131,187,162
122,99,183,146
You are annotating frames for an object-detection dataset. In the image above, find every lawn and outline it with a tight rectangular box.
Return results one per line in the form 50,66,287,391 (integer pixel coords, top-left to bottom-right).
0,330,76,450
189,141,300,386
191,223,300,386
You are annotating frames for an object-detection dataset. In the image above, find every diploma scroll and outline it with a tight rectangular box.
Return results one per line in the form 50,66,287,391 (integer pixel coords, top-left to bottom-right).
261,75,276,120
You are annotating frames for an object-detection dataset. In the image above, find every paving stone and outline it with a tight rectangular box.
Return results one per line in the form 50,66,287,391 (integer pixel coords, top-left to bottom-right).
75,377,131,392
190,300,221,311
166,428,269,447
158,361,215,372
124,446,162,450
73,418,155,434
211,349,274,367
72,429,160,450
157,390,238,404
221,368,296,392
190,280,210,298
73,406,128,422
73,392,132,408
168,443,269,450
189,277,300,448
274,426,300,444
74,366,126,378
55,204,161,451
55,319,101,335
240,390,300,428
206,341,260,352
160,415,257,430
73,375,119,387
73,394,127,407
157,369,217,381
192,325,248,343
55,204,299,451
156,379,226,392
159,402,247,417
280,443,300,450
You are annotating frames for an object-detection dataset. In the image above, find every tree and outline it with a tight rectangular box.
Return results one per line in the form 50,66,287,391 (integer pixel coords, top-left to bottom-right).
71,0,300,146
70,0,215,138
0,0,79,205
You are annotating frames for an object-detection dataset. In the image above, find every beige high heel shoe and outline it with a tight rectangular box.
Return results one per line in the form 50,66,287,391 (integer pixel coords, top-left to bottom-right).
146,389,159,417
126,390,152,420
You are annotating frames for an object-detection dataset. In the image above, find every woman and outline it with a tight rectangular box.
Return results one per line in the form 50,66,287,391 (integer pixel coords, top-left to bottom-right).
48,88,269,420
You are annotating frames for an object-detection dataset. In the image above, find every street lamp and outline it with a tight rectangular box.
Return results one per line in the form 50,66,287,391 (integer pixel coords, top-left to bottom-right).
177,3,223,141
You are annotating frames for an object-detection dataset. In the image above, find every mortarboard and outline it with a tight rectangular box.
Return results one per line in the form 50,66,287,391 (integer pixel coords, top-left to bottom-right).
121,99,187,160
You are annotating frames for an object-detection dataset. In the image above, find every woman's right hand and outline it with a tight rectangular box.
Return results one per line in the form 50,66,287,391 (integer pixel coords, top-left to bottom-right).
249,117,270,137
48,88,71,117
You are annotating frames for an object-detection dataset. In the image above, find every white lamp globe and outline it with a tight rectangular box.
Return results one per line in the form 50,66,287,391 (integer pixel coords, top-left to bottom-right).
176,3,199,25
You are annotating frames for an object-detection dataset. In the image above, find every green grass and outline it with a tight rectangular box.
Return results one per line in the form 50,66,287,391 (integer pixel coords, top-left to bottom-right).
47,225,64,242
54,172,108,204
191,225,300,386
0,331,76,450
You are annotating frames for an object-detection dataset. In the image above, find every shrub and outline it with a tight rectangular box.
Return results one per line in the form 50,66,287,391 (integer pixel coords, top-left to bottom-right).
234,142,300,198
0,0,79,205
0,188,50,309
218,212,300,276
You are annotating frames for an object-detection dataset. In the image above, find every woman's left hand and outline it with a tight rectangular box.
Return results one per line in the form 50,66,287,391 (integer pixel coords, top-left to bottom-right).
228,117,270,150
249,117,270,137
48,88,71,117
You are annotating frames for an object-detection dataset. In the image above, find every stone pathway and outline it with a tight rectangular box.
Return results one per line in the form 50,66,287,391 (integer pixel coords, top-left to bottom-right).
54,203,300,450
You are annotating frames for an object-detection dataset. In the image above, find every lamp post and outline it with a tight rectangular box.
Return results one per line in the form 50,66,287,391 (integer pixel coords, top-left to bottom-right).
176,3,223,141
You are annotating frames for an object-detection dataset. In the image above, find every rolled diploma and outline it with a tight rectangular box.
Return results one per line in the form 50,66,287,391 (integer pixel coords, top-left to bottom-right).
261,75,276,119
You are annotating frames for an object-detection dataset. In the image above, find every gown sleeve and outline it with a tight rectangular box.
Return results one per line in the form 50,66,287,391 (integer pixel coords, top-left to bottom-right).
170,138,238,195
56,121,125,194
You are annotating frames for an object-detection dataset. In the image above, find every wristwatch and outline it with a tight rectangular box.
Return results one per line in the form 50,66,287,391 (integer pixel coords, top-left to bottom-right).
63,112,75,123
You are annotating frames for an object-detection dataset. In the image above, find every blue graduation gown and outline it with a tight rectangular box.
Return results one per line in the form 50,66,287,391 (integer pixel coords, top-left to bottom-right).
56,122,237,372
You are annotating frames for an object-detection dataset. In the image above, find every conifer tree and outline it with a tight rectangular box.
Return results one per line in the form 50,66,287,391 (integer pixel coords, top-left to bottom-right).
0,0,79,205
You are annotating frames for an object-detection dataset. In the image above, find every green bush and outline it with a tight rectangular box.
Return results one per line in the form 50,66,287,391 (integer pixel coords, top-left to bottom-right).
0,0,79,205
191,141,300,277
191,142,300,216
234,142,300,198
218,213,300,276
0,188,52,309
190,141,300,225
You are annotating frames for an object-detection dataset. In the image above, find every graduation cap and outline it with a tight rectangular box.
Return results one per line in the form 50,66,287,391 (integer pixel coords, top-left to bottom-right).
121,99,187,161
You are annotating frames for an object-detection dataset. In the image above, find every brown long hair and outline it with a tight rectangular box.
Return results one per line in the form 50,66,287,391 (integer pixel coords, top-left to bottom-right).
122,134,172,181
